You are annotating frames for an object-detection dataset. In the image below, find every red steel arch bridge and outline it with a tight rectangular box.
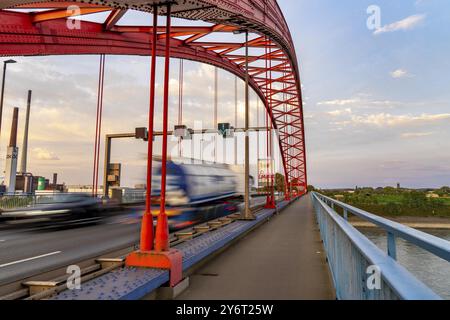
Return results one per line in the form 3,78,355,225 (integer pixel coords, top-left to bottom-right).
0,0,307,190
0,0,307,281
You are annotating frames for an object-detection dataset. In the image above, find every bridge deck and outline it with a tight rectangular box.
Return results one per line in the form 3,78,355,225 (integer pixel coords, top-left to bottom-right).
178,196,335,300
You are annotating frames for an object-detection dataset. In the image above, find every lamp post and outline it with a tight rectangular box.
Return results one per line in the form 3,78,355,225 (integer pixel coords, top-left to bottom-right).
0,59,17,139
233,29,254,220
243,30,254,219
200,138,204,163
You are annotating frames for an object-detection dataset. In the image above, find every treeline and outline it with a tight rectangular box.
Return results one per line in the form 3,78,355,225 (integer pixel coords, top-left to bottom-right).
314,186,450,217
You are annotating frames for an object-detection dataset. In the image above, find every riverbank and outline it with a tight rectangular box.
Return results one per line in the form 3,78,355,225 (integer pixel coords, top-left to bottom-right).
350,216,450,230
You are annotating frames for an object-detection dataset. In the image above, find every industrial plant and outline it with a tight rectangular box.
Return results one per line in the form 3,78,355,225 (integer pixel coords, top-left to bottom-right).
0,90,64,195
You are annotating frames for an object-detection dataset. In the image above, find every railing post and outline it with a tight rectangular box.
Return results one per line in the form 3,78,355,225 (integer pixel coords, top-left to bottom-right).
387,232,397,260
343,208,348,221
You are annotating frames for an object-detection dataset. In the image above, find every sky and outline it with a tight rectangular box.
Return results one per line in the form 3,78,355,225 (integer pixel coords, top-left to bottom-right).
1,0,449,189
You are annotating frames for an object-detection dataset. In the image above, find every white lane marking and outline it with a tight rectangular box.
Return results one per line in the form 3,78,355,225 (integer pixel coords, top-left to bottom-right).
0,251,62,268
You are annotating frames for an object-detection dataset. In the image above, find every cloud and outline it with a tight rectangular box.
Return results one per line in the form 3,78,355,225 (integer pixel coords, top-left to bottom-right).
338,113,450,127
318,97,400,108
319,99,360,106
401,132,434,138
374,14,426,35
33,148,60,160
316,95,447,111
390,69,410,79
327,108,352,116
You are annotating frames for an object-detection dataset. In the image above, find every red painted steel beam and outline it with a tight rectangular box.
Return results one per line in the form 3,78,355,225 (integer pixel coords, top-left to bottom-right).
16,2,103,9
32,7,111,23
0,11,269,109
104,9,127,30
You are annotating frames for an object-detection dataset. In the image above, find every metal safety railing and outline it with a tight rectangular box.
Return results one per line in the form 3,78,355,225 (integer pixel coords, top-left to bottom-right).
120,189,146,205
0,194,49,210
311,192,450,300
0,190,148,211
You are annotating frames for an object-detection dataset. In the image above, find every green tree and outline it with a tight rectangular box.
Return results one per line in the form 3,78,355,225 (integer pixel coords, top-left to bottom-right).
436,186,450,196
404,191,427,208
383,186,397,194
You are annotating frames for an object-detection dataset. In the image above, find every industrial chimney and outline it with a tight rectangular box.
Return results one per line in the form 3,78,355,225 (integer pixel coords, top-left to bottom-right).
52,173,57,190
4,107,19,193
20,90,32,174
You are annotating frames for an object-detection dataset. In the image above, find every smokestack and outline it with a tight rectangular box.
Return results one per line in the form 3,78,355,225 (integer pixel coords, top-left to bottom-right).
20,90,32,174
9,107,18,147
5,107,19,193
53,173,57,186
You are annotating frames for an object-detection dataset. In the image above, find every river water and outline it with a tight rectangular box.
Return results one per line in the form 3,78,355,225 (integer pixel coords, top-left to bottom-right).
359,228,450,299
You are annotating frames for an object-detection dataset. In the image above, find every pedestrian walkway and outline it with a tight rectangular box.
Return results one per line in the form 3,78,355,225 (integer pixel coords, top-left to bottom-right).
178,196,335,300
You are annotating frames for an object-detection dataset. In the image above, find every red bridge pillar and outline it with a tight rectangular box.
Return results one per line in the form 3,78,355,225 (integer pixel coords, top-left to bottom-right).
126,4,183,288
138,3,159,253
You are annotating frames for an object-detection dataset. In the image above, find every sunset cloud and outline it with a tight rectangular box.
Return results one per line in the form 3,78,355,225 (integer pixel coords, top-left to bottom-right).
33,148,60,161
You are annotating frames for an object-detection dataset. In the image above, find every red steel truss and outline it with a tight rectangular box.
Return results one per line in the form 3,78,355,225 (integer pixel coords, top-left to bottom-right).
0,0,307,191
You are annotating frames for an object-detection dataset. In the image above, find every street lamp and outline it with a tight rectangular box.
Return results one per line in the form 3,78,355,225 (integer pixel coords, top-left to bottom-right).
233,29,254,220
0,59,17,138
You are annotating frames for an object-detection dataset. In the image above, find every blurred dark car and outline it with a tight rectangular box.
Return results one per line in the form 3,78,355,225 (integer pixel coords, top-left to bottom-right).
0,193,106,227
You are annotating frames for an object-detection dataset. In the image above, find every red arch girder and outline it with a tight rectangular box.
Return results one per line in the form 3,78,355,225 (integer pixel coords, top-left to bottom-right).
0,1,307,191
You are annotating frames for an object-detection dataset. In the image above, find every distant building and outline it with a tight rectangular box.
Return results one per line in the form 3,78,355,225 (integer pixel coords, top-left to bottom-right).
2,173,67,194
426,192,440,199
67,185,104,194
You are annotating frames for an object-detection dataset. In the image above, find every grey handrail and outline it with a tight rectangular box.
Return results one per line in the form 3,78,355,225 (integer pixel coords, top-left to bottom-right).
311,192,444,300
314,192,450,262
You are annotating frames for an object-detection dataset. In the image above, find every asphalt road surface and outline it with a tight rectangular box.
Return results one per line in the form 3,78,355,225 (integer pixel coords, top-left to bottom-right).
0,209,144,286
0,197,265,288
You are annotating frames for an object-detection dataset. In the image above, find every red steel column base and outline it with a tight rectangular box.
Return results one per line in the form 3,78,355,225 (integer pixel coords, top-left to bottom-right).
265,197,276,209
126,249,183,287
